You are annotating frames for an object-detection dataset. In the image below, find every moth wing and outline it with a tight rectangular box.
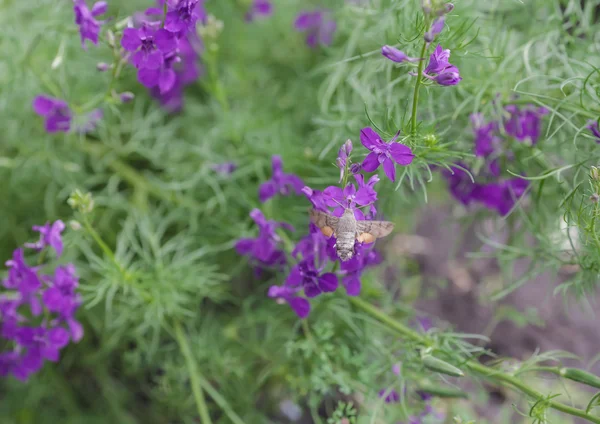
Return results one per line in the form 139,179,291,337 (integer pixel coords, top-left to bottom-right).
309,209,339,237
356,220,394,242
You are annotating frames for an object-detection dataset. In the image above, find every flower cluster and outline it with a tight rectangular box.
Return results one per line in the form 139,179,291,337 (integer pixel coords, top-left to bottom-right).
259,155,305,203
294,10,336,48
32,95,103,134
443,105,548,215
245,0,273,22
73,0,107,49
422,44,461,86
0,221,83,381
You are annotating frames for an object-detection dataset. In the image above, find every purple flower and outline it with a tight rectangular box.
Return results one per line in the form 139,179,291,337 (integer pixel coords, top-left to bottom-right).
378,389,400,403
588,120,600,142
381,46,419,63
475,178,529,216
339,244,381,295
25,221,66,257
139,50,179,92
246,0,273,21
286,257,338,298
503,105,548,144
322,174,379,219
32,96,72,133
3,249,42,316
302,186,330,212
471,113,501,158
442,164,477,206
235,209,292,268
164,0,205,34
121,25,178,70
268,285,310,319
360,127,414,182
336,139,353,182
73,0,107,48
294,10,336,48
259,155,304,203
423,44,461,86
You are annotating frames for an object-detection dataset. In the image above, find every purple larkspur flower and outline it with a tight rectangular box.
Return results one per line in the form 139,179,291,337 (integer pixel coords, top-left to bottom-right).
475,178,529,216
139,50,179,92
293,223,335,264
163,0,206,34
378,389,400,403
360,127,414,182
336,139,353,183
381,45,420,63
339,244,381,295
235,209,292,268
442,164,477,206
503,105,548,144
588,120,600,142
423,44,461,86
286,256,338,298
471,113,501,158
121,25,178,70
259,155,304,203
268,285,310,318
323,173,380,219
4,249,42,317
73,0,107,48
294,10,336,48
302,186,330,212
32,96,72,133
246,0,273,21
25,221,65,257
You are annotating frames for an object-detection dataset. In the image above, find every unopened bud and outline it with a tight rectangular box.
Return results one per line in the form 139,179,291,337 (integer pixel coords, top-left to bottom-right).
96,62,110,72
445,2,455,13
350,163,362,174
67,189,94,214
69,220,82,231
590,193,599,203
424,134,438,146
591,166,599,181
106,30,115,47
343,139,353,156
119,92,135,103
559,367,600,389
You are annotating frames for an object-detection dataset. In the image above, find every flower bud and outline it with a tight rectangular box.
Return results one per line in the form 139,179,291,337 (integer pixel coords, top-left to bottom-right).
67,189,94,214
559,367,600,389
591,166,600,181
435,71,462,86
350,163,362,174
96,62,111,72
445,2,454,13
382,46,419,63
425,17,445,42
422,355,464,377
591,193,600,203
69,220,82,231
342,139,353,156
119,92,135,103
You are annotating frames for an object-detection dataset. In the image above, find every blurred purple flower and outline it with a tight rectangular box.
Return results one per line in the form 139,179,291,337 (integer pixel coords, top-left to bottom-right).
322,173,379,219
32,96,72,133
268,285,310,319
286,257,338,298
339,244,381,295
378,389,400,403
302,186,330,212
73,0,107,48
336,139,353,183
424,17,444,42
163,0,205,34
423,44,461,86
360,127,414,182
381,46,420,63
442,164,477,206
246,0,273,21
588,120,600,142
471,113,500,158
211,162,237,176
259,155,304,202
294,10,336,48
235,209,292,268
504,105,548,144
24,221,65,257
475,178,529,216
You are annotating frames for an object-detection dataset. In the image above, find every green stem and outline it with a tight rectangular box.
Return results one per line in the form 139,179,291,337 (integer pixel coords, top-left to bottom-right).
410,41,429,136
173,321,213,424
348,296,600,424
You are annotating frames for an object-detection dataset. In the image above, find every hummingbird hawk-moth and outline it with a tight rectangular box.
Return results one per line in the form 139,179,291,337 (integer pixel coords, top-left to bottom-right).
309,208,394,262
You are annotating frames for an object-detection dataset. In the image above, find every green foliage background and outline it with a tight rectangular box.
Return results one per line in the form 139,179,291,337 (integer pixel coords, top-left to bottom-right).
1,0,600,423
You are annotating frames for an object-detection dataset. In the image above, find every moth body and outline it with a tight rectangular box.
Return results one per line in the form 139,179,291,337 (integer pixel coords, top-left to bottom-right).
335,209,358,261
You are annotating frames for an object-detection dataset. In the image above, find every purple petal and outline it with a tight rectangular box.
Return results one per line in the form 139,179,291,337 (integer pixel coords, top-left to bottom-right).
318,273,338,293
159,68,177,93
164,11,185,32
91,1,107,16
343,275,361,296
144,50,164,70
361,152,380,172
32,96,57,116
282,174,305,194
258,181,277,203
285,267,304,287
45,115,71,133
389,143,415,165
304,283,321,298
235,239,254,255
294,12,320,30
138,68,160,88
354,187,376,206
360,127,382,150
289,297,310,318
382,158,396,182
121,28,142,51
67,318,84,342
48,327,70,348
343,182,356,198
154,28,178,52
353,208,365,220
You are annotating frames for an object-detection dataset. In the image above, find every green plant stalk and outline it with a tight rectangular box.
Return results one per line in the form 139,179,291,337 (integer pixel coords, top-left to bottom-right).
410,40,429,136
348,296,600,424
173,321,213,424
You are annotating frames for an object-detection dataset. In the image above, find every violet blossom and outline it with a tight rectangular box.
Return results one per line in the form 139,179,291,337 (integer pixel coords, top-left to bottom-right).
322,173,380,219
73,0,107,48
163,0,206,35
381,46,420,63
294,10,336,48
24,221,66,257
246,0,273,22
235,209,292,268
360,127,414,182
588,120,600,142
336,139,353,183
211,162,237,176
267,285,310,319
424,17,444,42
1,223,82,381
286,258,338,298
423,44,461,86
121,25,178,71
503,105,548,144
340,244,382,295
32,96,72,133
259,155,304,203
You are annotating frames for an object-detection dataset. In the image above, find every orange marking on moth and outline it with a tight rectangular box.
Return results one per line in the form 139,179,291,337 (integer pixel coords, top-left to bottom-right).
320,226,334,237
357,233,376,243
